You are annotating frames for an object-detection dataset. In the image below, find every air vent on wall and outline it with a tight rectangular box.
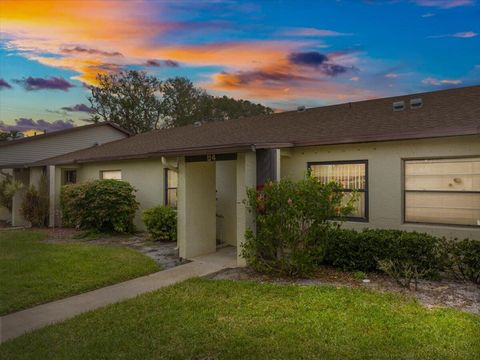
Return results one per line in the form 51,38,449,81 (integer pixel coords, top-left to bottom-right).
410,98,423,109
393,100,405,111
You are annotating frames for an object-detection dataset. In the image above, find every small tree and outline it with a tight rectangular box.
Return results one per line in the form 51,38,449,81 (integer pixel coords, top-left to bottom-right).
21,175,49,227
242,175,355,276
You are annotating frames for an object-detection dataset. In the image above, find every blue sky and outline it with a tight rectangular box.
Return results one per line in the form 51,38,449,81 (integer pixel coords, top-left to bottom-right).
0,0,479,132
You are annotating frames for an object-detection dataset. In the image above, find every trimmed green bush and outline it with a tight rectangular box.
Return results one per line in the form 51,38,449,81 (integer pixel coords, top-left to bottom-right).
241,176,356,277
443,238,480,284
60,180,139,233
142,206,177,241
21,175,49,227
324,228,444,279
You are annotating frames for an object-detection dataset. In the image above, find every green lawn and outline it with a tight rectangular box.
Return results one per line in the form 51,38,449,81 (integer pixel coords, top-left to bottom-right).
1,278,478,360
0,230,159,315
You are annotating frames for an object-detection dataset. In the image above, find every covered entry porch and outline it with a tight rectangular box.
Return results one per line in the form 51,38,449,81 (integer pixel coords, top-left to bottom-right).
176,149,279,266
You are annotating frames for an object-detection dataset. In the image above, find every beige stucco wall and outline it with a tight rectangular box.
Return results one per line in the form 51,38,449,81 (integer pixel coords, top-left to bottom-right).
55,158,167,230
281,135,480,240
177,159,217,258
216,161,237,246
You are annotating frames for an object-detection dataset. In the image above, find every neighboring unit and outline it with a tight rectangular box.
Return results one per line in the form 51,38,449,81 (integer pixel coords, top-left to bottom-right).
0,122,130,226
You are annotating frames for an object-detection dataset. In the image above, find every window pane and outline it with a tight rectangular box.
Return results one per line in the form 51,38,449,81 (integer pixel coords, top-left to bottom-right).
342,192,366,218
167,189,177,207
63,170,77,185
405,158,480,192
167,169,178,188
101,170,122,180
311,163,366,190
405,192,480,226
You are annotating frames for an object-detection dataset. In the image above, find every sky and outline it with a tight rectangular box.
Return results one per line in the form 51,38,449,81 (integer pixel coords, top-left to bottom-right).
0,0,479,132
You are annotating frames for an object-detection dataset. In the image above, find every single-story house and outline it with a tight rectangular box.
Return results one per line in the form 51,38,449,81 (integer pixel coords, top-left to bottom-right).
16,86,480,265
0,122,130,226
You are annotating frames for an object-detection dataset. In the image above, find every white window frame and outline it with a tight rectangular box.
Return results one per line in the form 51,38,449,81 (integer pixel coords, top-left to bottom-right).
100,170,122,180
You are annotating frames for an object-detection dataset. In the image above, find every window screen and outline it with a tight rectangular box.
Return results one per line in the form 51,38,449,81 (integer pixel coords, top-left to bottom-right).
309,161,368,220
404,157,480,226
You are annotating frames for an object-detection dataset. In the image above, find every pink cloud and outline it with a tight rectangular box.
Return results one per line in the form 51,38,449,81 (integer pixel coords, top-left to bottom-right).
278,27,352,37
415,0,474,8
427,31,477,39
422,77,462,85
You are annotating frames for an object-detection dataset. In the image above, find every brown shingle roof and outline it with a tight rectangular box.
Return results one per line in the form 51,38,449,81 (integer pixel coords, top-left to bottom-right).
34,86,480,166
0,122,131,148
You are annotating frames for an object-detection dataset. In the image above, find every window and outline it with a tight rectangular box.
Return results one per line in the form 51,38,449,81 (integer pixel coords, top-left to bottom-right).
404,157,480,227
309,160,368,220
100,170,122,180
63,170,77,185
164,169,178,207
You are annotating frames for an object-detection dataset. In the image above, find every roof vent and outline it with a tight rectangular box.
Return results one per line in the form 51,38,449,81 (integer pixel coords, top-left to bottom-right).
297,105,306,112
410,98,423,109
193,121,202,127
393,100,405,111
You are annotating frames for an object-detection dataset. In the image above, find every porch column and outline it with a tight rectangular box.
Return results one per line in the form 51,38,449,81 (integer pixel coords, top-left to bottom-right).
177,158,217,259
48,165,56,227
236,151,257,266
11,168,29,227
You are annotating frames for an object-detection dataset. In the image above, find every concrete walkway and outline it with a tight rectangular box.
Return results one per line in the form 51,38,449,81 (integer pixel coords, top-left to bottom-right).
0,247,237,343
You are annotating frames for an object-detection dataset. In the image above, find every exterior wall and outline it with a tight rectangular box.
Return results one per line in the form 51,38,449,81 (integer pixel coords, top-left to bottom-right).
177,159,217,258
281,135,480,240
216,161,237,246
55,158,167,230
0,125,127,167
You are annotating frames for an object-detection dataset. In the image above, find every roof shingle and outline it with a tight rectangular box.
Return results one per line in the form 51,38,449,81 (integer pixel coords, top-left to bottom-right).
34,86,480,166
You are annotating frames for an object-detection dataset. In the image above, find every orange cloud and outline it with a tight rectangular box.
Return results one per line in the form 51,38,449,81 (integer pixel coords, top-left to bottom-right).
0,0,379,108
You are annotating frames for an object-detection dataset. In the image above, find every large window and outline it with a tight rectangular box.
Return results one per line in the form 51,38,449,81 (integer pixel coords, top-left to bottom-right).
405,157,480,227
309,160,368,220
164,169,178,207
100,170,122,180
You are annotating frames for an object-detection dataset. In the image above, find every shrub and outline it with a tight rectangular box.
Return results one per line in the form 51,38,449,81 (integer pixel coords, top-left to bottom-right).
0,177,23,212
325,228,444,280
443,239,480,284
241,176,356,277
21,175,49,227
60,179,139,233
142,206,177,241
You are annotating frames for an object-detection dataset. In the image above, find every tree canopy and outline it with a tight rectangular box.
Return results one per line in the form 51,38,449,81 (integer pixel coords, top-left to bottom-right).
88,71,273,134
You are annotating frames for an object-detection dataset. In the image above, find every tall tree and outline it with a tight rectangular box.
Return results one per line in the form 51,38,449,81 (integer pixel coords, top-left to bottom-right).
88,71,273,134
88,71,162,134
159,77,211,128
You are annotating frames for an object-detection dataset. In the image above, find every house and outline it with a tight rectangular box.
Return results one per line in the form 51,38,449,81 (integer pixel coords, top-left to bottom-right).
19,86,480,265
0,122,130,226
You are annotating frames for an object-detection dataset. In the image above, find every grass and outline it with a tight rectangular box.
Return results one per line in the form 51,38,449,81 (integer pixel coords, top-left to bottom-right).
1,278,478,359
0,230,159,315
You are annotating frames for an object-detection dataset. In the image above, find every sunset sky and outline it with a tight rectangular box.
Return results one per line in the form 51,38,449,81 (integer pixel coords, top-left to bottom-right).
0,0,479,132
